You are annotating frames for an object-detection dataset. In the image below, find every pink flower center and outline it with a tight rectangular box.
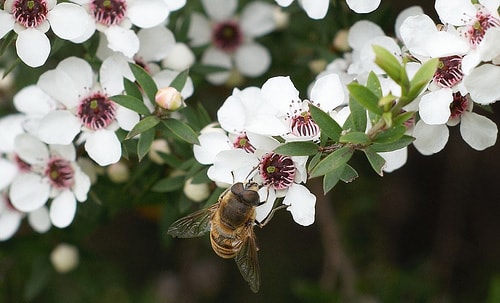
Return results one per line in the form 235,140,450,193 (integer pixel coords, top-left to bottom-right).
433,55,464,88
212,21,243,52
45,157,75,189
90,0,127,26
259,152,296,190
466,8,500,48
232,133,255,153
450,92,469,120
287,100,320,138
12,0,48,28
78,93,116,130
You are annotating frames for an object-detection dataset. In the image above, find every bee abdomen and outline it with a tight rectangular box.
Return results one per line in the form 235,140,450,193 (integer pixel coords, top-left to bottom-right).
210,223,244,258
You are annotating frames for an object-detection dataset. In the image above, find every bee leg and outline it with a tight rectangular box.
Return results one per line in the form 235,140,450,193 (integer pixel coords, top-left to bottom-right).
255,205,287,228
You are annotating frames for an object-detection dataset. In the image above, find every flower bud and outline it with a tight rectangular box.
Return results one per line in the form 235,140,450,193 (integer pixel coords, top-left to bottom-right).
107,162,130,183
155,87,185,111
273,7,290,30
149,139,171,164
332,29,350,52
50,243,79,274
183,178,210,202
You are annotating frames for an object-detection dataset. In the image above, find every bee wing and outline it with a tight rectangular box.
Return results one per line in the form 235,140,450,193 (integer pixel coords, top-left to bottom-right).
234,227,260,293
167,203,219,238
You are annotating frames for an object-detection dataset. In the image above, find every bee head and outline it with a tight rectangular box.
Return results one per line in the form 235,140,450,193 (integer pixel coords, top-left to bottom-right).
231,182,261,206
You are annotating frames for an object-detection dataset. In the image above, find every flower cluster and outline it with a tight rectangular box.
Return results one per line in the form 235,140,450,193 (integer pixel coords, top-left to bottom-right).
0,0,498,243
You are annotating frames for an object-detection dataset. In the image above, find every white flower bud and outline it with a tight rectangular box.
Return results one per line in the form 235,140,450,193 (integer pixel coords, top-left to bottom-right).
273,7,290,30
332,29,350,52
50,243,79,274
107,162,130,183
155,87,185,111
149,139,171,164
308,59,327,74
183,178,210,202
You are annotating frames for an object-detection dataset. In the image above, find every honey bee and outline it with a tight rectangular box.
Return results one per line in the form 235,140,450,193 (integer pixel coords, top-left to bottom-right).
167,181,263,293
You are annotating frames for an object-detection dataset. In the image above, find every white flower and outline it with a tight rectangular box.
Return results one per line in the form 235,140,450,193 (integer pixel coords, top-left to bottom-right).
0,194,51,241
70,0,171,57
259,74,344,141
188,0,276,84
18,56,140,166
9,134,91,228
0,0,90,67
275,0,380,19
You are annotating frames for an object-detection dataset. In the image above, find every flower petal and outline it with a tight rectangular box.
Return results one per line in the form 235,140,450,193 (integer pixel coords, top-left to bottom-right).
165,0,186,11
418,88,453,125
48,3,88,39
10,173,50,212
37,110,82,145
84,129,121,166
394,6,423,41
0,159,17,191
435,0,476,26
240,2,276,37
261,76,299,116
300,0,330,19
460,112,498,150
13,85,57,116
137,26,175,61
16,28,50,67
56,57,94,92
0,208,22,241
282,183,316,226
412,121,449,155
187,12,212,47
201,0,237,21
379,147,407,173
28,206,51,233
345,0,380,13
72,165,91,202
255,187,276,223
201,47,232,85
104,26,140,58
193,132,231,165
49,190,77,228
465,64,500,105
15,133,49,164
347,20,384,50
310,73,345,112
234,42,271,77
115,105,140,131
127,0,169,28
0,10,14,39
100,53,134,95
0,114,25,153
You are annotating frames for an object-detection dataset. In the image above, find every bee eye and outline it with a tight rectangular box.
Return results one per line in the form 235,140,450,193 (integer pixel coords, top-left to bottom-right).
231,182,244,195
241,190,259,204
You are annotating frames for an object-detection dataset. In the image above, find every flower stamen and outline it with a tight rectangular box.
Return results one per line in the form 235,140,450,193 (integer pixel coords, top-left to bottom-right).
78,93,116,130
12,0,49,28
45,157,75,189
90,0,127,26
259,152,296,190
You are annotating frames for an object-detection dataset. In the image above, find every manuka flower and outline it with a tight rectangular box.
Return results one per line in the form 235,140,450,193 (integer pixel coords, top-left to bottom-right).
9,134,91,228
0,0,90,67
188,0,276,84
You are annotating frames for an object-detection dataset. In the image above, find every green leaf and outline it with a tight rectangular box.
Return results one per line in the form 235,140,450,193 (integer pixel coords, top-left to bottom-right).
372,125,406,143
162,118,199,145
310,146,354,178
393,111,415,125
24,257,51,301
348,83,383,115
129,62,158,103
123,77,143,100
347,95,367,132
137,127,155,162
373,45,402,83
408,58,439,99
170,69,189,91
366,71,383,98
370,135,414,152
340,164,358,183
110,95,151,116
307,152,322,174
322,163,359,193
339,131,370,145
363,147,386,176
309,104,342,142
0,31,16,56
126,115,160,140
152,175,185,192
274,141,319,156
190,167,210,184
